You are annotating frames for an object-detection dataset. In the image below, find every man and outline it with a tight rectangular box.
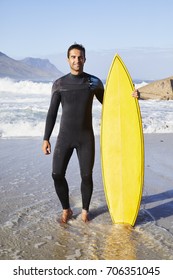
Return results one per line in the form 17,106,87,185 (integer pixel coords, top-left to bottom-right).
42,44,104,223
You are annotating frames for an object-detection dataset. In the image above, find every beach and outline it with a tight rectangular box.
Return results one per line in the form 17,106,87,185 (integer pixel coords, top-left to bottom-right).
0,134,173,260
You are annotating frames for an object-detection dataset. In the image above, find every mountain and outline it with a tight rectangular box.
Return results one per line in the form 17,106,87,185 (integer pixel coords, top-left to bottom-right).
0,52,63,81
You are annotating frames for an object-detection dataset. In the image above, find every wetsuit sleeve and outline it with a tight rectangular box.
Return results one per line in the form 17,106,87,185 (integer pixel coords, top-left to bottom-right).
43,82,61,141
94,79,104,104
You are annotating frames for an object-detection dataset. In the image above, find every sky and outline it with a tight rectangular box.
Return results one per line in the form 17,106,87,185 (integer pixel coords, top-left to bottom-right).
1,0,173,80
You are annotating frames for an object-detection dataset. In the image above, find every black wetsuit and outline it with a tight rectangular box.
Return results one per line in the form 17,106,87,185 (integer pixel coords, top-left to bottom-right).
44,72,104,211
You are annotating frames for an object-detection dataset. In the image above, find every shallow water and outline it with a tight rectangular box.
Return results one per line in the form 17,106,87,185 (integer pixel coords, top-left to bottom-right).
0,137,173,260
1,203,173,260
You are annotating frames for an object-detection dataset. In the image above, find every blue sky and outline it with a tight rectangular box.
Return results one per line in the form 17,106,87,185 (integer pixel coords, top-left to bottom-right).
1,0,173,80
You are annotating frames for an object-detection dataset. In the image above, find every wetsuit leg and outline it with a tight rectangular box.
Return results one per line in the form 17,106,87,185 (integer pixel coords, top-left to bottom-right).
76,133,95,211
52,140,73,209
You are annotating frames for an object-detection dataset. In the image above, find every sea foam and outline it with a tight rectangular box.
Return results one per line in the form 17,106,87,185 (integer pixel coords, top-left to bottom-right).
1,78,173,137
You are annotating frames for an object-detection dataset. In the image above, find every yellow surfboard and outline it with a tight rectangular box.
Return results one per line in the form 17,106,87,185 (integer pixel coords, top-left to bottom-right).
101,54,144,226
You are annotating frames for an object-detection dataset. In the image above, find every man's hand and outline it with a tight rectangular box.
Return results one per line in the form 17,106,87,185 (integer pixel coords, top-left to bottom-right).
132,89,140,99
42,140,51,155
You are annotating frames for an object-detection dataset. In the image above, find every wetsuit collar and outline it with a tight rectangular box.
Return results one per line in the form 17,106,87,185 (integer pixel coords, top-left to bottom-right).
69,72,85,79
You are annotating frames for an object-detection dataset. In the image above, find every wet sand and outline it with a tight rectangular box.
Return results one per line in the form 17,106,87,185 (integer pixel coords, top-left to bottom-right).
0,134,173,260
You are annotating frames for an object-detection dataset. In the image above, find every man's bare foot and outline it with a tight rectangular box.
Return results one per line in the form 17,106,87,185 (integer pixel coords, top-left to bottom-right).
81,209,89,222
61,209,73,223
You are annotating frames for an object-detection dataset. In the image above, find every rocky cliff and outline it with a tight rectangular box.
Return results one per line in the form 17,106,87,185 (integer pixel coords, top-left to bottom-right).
138,76,173,100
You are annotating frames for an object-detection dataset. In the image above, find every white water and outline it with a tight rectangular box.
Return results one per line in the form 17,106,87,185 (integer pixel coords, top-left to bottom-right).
1,77,173,138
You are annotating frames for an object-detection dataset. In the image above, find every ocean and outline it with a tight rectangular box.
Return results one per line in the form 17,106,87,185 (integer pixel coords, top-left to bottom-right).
1,77,173,138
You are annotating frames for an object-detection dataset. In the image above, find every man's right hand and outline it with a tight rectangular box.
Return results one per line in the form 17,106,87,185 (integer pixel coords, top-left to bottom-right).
42,140,51,155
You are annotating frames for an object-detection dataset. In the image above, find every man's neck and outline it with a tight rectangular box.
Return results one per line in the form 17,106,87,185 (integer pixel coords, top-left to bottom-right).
70,70,83,76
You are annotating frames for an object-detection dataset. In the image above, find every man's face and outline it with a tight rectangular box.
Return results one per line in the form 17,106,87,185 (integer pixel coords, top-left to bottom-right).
68,48,86,75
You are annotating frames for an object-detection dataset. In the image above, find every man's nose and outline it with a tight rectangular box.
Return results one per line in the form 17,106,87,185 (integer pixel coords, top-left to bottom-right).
76,57,80,62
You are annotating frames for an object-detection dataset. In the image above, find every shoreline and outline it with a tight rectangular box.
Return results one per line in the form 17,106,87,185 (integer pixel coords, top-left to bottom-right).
0,133,173,259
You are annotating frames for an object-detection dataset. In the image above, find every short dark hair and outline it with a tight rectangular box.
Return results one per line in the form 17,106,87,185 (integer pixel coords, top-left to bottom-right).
67,43,86,58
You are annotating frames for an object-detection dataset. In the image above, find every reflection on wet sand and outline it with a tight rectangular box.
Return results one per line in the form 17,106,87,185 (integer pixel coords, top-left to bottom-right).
1,136,173,260
52,218,137,260
101,224,137,260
